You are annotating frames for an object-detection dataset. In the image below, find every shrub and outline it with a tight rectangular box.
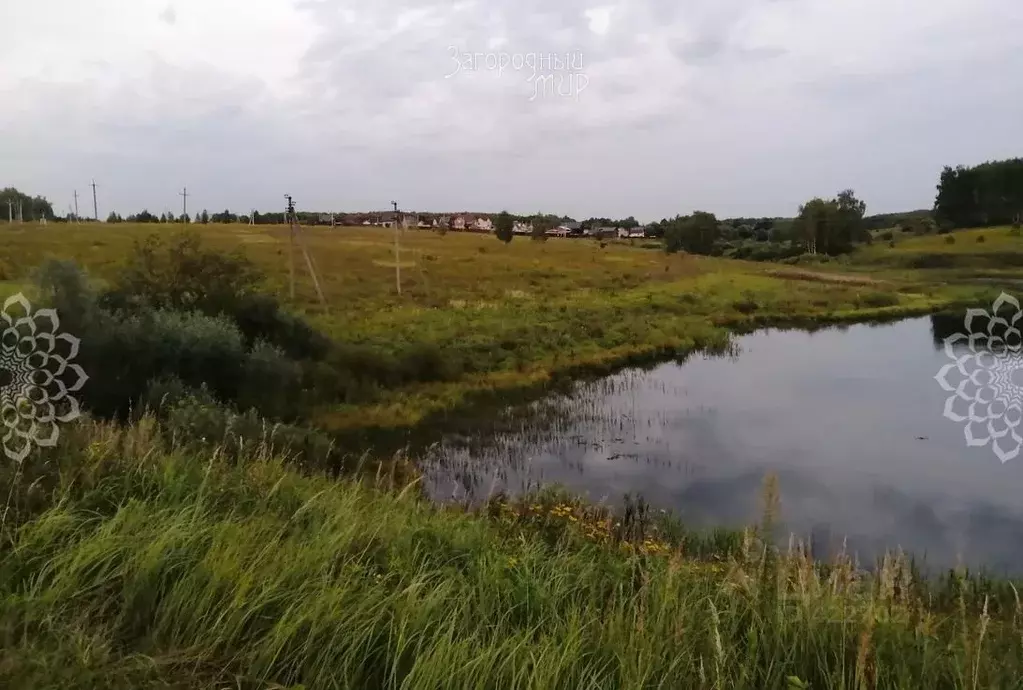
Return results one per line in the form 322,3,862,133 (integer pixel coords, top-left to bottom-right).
888,240,896,248
237,341,305,420
859,292,899,308
230,293,331,360
880,231,894,241
731,291,759,315
977,235,986,243
163,395,338,468
107,231,262,315
945,236,956,245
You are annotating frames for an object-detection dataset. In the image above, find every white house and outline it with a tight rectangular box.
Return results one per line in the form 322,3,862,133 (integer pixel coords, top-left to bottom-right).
512,221,533,234
628,227,647,238
452,216,467,230
473,217,494,231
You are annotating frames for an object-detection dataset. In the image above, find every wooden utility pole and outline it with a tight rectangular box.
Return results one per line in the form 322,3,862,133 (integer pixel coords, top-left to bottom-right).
90,179,98,221
179,187,188,221
391,200,401,296
283,194,327,308
73,190,80,222
285,195,296,300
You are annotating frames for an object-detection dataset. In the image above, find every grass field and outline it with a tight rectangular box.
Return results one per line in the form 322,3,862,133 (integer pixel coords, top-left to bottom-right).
2,420,1021,689
3,222,1022,688
1,222,1003,436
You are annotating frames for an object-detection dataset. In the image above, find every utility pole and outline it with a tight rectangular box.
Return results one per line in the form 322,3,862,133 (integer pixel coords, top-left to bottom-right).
283,194,326,308
16,201,23,223
179,187,188,222
285,195,296,300
90,179,99,221
391,200,402,295
6,200,12,224
73,190,80,223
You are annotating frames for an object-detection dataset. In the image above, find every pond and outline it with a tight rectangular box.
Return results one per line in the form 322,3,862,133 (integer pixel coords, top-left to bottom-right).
420,314,1023,575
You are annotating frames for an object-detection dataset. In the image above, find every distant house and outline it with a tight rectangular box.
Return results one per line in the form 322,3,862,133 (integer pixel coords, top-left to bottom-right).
556,221,581,235
512,220,533,235
417,219,431,228
362,220,372,226
434,215,451,229
473,217,494,232
548,226,571,237
628,227,647,238
617,227,629,239
452,215,467,230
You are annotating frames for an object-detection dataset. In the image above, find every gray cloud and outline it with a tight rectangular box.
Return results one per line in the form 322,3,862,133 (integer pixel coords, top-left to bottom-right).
159,4,177,25
1,0,1021,221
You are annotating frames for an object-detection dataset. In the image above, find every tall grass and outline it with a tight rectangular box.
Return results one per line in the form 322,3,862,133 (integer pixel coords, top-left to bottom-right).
2,420,1021,689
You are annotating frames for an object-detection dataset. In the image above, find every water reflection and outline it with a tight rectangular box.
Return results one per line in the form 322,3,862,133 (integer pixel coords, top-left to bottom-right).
421,317,1023,574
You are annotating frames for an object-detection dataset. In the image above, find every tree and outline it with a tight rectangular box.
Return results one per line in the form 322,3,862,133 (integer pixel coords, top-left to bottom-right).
200,209,210,224
935,158,1023,229
106,212,123,223
182,212,191,223
0,187,54,221
210,209,237,223
793,190,867,255
664,211,719,255
531,214,552,241
494,210,514,243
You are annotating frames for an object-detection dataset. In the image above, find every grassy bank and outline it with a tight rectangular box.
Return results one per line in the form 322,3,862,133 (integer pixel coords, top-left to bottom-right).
2,420,1021,689
0,222,1004,435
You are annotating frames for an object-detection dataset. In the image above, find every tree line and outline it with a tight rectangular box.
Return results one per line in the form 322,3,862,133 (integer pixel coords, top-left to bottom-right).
934,158,1023,229
8,155,1023,252
0,188,53,220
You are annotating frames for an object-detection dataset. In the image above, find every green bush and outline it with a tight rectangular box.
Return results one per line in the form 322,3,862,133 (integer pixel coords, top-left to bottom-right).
977,235,986,243
163,395,338,469
945,236,956,245
859,292,899,308
106,231,262,314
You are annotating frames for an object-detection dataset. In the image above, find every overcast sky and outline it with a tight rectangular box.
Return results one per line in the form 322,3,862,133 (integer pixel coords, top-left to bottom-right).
2,0,1021,222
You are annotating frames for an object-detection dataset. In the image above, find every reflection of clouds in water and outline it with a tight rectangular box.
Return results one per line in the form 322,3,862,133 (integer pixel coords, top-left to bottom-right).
422,318,1023,574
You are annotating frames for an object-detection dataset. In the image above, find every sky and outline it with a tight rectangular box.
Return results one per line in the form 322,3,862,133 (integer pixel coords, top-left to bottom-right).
1,0,1021,223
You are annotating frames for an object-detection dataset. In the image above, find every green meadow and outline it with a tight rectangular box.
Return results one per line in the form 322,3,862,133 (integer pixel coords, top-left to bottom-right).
2,221,1021,688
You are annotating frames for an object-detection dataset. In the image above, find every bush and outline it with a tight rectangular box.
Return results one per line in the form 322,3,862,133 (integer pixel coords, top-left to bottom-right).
888,241,896,248
237,341,305,420
945,236,956,245
880,231,894,241
859,292,899,308
107,231,262,315
163,395,337,469
230,293,331,360
977,235,986,243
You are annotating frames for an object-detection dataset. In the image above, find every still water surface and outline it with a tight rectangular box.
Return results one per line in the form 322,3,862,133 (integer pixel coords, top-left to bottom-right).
422,317,1023,574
